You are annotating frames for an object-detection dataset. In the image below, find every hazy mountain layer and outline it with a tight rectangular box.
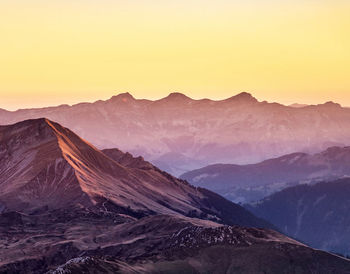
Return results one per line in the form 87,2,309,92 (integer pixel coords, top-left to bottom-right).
1,92,350,175
181,146,350,203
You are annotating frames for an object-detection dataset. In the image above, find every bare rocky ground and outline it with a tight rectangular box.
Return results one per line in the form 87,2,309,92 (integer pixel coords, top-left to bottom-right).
1,210,350,274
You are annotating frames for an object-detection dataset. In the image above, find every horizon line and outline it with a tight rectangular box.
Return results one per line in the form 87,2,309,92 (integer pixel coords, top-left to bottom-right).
0,91,346,112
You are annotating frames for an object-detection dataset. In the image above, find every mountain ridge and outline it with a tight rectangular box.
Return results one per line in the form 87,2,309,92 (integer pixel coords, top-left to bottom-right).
181,145,350,203
0,92,345,113
0,118,271,229
1,92,350,176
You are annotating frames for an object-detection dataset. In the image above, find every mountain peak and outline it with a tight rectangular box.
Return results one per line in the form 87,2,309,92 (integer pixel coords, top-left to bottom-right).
0,118,56,141
225,92,258,103
0,119,272,231
110,92,135,103
322,101,342,108
163,92,192,101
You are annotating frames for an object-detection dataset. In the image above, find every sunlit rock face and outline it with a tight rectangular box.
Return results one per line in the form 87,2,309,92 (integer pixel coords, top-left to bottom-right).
0,118,270,228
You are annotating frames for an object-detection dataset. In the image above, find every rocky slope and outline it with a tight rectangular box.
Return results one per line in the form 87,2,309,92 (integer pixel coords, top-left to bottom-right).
181,146,350,203
1,213,349,274
247,178,350,256
1,92,350,175
0,118,269,228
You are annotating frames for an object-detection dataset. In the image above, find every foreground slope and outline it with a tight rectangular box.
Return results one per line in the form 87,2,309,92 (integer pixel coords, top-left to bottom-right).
1,92,350,175
1,213,349,274
181,146,350,203
247,178,350,256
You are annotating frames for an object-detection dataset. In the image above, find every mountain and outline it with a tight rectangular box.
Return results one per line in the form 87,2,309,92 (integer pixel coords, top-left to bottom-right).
1,92,350,175
181,146,350,203
247,178,350,256
1,119,349,273
0,118,269,228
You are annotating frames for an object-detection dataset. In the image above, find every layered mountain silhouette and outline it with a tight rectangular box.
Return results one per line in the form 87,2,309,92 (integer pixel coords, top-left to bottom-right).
247,178,350,256
181,146,350,203
1,118,349,273
1,92,350,175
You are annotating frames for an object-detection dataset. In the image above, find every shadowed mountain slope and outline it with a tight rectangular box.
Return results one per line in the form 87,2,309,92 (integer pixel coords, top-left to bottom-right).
247,178,350,256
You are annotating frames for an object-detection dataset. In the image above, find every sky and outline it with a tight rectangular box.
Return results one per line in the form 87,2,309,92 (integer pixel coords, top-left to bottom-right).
0,0,349,110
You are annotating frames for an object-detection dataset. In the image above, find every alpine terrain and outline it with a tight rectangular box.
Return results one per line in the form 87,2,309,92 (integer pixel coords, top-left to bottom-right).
1,119,349,273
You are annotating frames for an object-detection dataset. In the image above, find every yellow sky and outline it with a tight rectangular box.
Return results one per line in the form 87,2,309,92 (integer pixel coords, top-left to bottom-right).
0,0,349,110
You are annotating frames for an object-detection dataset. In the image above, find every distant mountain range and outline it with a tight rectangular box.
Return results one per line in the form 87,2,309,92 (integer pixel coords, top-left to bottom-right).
247,178,350,256
181,146,350,203
1,118,349,273
1,92,350,175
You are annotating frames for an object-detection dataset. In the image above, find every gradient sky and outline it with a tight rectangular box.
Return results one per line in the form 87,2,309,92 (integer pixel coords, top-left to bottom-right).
1,0,349,110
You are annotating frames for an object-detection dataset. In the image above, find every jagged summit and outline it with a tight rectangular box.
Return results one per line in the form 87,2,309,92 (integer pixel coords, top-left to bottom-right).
102,148,154,170
0,118,123,211
322,101,342,108
304,101,342,109
159,92,193,103
167,92,191,98
224,92,258,103
1,118,188,213
109,92,135,102
155,91,260,105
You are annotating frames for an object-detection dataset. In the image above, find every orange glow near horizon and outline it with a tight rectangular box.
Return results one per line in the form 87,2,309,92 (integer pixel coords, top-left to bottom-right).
0,0,349,110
